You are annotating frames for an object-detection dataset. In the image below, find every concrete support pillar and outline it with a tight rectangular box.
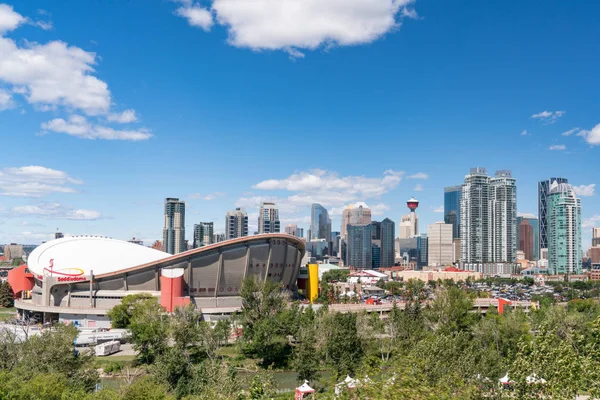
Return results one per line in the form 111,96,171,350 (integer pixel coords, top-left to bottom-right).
215,251,224,298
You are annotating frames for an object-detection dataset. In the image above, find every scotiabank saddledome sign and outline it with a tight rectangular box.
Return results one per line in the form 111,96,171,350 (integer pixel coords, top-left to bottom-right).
38,259,87,282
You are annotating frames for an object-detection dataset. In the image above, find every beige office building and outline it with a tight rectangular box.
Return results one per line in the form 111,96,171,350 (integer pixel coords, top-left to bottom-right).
3,243,23,260
428,222,453,266
340,202,372,240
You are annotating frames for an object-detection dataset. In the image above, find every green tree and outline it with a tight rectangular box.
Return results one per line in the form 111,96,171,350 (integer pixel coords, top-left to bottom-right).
107,293,157,329
509,323,585,399
18,324,98,391
384,281,404,296
405,278,426,301
11,258,23,267
426,286,476,335
293,321,320,383
239,276,294,367
107,293,168,364
0,281,14,308
322,312,363,377
128,297,169,364
121,376,173,400
321,269,350,283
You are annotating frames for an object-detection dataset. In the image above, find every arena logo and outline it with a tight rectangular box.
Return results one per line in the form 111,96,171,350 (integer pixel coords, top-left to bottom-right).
41,259,85,279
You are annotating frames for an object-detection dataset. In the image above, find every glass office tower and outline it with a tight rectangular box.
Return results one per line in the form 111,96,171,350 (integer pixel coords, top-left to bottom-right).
444,186,461,239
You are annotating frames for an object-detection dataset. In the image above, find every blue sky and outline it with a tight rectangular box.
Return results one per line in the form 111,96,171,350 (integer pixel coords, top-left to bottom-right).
0,0,599,246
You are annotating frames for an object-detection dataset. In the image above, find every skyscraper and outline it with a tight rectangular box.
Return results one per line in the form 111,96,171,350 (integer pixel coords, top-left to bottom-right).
444,186,461,239
398,235,428,270
399,198,419,239
428,222,453,266
490,170,517,263
193,222,214,248
226,207,248,240
547,181,582,275
460,168,517,264
331,231,341,256
592,227,600,247
341,203,372,240
285,224,304,238
285,224,297,236
460,168,490,263
310,204,332,240
517,214,539,260
371,221,381,241
518,220,534,261
163,197,186,255
539,177,568,252
371,243,381,269
379,218,395,268
258,202,280,234
347,223,372,269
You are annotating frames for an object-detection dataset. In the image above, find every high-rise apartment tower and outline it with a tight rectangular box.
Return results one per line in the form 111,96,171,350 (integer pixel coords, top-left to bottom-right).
163,197,186,255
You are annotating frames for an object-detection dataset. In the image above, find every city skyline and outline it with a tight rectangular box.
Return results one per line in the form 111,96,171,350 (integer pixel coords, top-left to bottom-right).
1,1,599,246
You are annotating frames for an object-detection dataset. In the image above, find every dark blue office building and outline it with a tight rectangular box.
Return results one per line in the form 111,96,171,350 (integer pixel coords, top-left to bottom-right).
444,186,461,239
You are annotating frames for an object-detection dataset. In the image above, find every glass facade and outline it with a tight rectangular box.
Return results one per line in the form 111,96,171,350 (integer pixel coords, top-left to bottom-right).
380,218,395,269
517,215,539,260
547,183,582,275
539,177,568,252
347,224,372,269
163,197,186,255
398,235,428,270
193,222,214,248
311,203,331,255
371,243,381,269
444,186,461,239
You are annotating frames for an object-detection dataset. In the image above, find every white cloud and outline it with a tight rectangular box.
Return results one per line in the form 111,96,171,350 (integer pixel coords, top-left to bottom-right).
0,88,13,110
407,172,428,179
520,130,528,136
0,231,53,244
280,215,311,226
433,205,443,213
175,0,416,57
572,184,595,197
41,115,151,141
0,32,111,115
175,4,214,31
253,169,403,199
371,203,390,216
577,123,600,146
11,203,101,220
414,183,423,191
240,169,403,231
531,110,565,124
0,165,82,197
107,109,138,124
32,20,52,31
0,4,25,33
562,127,579,136
582,215,600,229
189,192,226,200
549,144,566,151
0,4,148,138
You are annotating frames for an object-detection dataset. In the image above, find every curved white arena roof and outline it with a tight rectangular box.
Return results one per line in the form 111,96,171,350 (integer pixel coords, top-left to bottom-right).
27,236,170,277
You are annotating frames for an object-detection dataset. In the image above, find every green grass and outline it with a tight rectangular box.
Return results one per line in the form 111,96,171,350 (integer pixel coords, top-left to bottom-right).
0,306,16,313
93,355,137,368
218,344,241,358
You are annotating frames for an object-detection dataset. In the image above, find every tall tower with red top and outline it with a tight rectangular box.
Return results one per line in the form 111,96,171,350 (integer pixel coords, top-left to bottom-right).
399,197,420,239
407,197,419,212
